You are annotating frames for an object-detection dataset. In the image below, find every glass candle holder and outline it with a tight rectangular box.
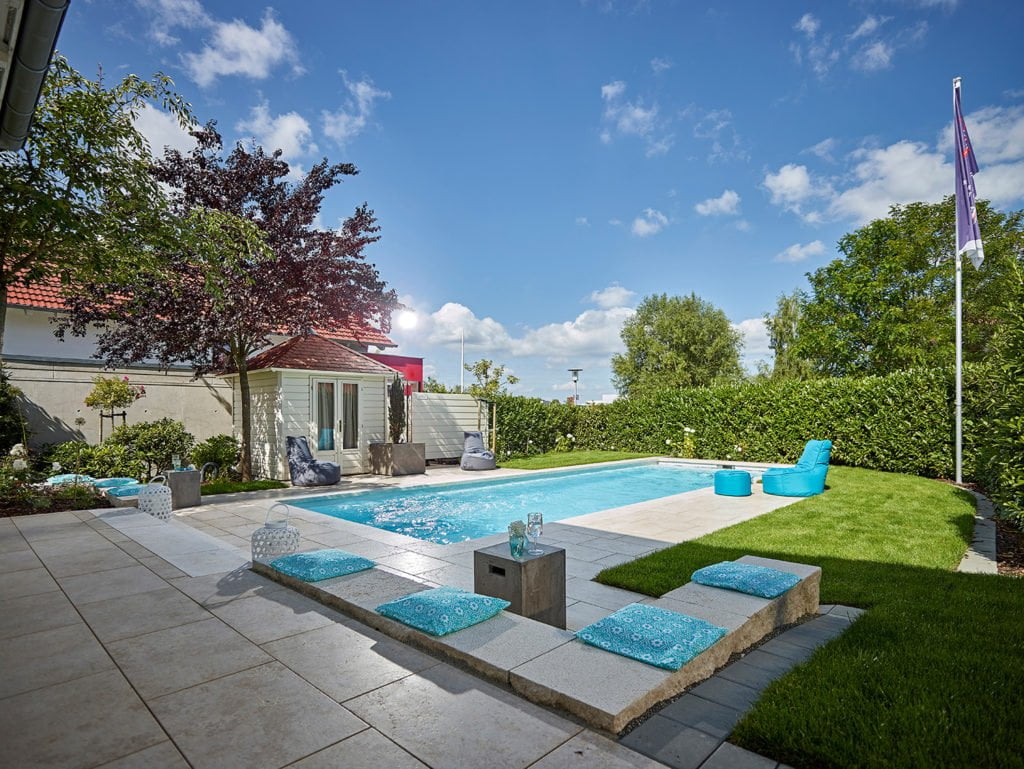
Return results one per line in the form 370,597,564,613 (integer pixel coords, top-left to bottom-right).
508,521,527,558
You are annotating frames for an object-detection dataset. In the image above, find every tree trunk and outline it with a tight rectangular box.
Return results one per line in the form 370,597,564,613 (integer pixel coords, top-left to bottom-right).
237,357,254,482
0,278,7,358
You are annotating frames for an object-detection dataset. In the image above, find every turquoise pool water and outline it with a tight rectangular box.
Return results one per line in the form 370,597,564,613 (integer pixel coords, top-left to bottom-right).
291,462,714,544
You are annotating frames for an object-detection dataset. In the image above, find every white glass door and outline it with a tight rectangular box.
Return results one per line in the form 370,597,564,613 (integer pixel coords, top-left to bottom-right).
313,379,337,463
339,381,362,473
312,379,362,473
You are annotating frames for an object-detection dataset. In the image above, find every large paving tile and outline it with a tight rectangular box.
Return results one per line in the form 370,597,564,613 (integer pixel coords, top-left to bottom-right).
0,622,115,698
0,567,60,600
701,741,779,769
41,544,139,578
303,529,369,549
345,662,581,769
688,677,761,712
418,563,475,590
264,622,435,703
566,600,612,632
0,669,167,769
0,548,42,574
78,585,210,643
375,550,452,576
30,529,120,558
620,715,721,769
532,731,668,768
659,694,744,739
210,589,344,644
290,728,428,769
0,589,82,640
149,661,366,769
94,740,190,769
439,612,575,680
107,617,272,698
342,539,409,561
58,564,167,605
168,566,287,607
565,579,642,611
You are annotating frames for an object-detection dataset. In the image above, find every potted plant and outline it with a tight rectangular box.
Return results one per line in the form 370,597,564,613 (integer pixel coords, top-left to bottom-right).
369,374,426,476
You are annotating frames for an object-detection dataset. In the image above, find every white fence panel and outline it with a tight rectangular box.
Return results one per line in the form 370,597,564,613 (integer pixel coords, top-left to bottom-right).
409,393,490,460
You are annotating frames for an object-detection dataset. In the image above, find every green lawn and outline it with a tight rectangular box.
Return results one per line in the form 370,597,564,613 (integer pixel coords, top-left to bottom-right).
200,479,288,495
597,465,1024,769
499,450,655,470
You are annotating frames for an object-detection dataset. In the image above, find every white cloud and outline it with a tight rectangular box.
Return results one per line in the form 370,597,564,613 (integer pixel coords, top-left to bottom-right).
695,189,741,216
735,219,751,232
794,13,820,37
182,9,303,88
631,208,668,237
850,15,890,40
686,107,747,162
735,317,771,360
321,73,391,146
762,163,832,221
135,0,210,46
133,103,197,156
650,57,673,74
588,284,636,309
775,240,826,263
852,40,894,72
236,101,316,162
804,137,838,162
599,80,672,157
424,303,514,350
575,216,590,227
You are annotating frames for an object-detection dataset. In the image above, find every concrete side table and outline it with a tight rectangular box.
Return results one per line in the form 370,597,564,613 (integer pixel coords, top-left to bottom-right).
166,470,202,509
473,542,566,629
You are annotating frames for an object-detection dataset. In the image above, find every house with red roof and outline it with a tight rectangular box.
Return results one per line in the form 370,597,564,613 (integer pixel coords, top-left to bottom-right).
3,279,424,475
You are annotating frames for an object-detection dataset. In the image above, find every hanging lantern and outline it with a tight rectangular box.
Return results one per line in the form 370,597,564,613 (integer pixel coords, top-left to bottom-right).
251,503,300,563
138,476,173,521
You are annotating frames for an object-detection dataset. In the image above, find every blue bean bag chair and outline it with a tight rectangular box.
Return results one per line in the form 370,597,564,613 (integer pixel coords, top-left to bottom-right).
461,431,495,471
286,436,341,487
762,440,832,497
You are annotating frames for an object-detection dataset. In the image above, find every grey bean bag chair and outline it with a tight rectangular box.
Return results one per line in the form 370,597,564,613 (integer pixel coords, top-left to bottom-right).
461,431,496,471
286,436,342,486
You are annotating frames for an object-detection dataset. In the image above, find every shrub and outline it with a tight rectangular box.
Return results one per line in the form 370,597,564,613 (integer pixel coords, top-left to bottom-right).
106,418,194,478
44,441,147,481
495,366,994,481
191,434,240,478
0,368,28,455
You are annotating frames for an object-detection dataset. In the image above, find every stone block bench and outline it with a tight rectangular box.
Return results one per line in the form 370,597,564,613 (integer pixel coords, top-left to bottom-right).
251,553,820,733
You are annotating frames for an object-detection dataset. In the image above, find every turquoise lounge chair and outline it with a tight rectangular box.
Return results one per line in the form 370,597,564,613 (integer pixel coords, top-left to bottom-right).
762,439,832,497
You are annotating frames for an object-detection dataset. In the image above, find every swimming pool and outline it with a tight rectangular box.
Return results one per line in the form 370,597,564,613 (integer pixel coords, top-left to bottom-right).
291,462,715,544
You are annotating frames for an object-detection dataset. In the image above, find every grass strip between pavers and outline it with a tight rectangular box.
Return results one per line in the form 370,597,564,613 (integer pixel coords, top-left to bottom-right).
596,465,1024,769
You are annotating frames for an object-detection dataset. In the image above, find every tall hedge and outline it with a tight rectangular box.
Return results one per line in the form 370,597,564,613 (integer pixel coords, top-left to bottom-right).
495,366,994,481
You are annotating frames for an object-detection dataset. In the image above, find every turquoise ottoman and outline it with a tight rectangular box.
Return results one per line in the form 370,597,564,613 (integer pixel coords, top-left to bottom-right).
714,470,751,497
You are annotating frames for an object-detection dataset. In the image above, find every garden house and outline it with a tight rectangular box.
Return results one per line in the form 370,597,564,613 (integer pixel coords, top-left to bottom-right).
220,333,403,479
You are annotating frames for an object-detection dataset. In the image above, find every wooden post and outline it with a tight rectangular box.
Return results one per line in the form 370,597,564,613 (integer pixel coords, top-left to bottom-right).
491,401,497,452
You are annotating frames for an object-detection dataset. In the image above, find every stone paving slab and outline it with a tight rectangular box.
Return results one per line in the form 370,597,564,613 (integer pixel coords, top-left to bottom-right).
620,715,721,769
958,491,998,575
530,731,671,768
289,728,430,769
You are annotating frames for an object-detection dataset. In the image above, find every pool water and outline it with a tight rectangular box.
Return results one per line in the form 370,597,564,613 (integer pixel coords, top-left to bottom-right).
291,462,714,544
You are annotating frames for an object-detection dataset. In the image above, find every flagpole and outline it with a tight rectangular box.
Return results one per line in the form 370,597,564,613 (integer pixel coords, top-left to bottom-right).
953,76,963,485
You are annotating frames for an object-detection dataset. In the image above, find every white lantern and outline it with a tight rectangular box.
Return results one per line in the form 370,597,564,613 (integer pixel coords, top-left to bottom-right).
138,476,173,521
251,503,300,563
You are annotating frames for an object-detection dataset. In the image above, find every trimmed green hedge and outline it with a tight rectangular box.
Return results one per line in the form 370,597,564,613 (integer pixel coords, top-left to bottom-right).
496,366,994,481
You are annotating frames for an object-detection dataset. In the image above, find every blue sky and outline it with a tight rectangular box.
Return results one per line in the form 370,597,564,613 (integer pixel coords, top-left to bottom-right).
64,1,1024,400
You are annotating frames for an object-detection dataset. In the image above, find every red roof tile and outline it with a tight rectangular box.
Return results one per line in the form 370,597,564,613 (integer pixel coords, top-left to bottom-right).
5,276,395,348
241,334,400,375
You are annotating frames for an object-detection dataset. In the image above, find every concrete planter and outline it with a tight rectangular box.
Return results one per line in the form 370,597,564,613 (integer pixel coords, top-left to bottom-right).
368,442,426,476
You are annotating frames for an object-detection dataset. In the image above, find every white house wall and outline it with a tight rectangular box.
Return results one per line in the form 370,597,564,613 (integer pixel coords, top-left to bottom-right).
229,371,281,480
409,392,490,460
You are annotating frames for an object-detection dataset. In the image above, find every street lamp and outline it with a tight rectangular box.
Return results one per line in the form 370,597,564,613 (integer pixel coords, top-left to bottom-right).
568,368,582,405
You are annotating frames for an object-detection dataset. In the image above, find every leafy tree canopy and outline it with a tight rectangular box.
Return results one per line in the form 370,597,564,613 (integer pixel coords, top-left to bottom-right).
765,291,815,380
465,359,519,399
611,293,743,396
794,197,1024,377
0,56,192,351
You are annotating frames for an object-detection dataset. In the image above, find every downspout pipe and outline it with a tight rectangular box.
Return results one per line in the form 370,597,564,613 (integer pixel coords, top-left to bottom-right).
0,0,69,151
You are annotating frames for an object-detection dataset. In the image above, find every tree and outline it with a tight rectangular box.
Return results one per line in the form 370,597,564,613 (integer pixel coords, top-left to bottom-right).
611,293,742,396
388,374,406,443
423,376,454,394
765,291,815,380
84,375,146,440
0,56,192,352
59,128,398,479
464,359,519,399
794,198,1024,377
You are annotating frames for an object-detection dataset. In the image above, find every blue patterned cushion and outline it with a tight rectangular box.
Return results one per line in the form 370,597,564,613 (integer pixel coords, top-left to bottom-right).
376,586,510,636
45,473,94,486
93,477,139,489
576,603,727,670
691,561,800,599
105,484,146,498
270,549,375,582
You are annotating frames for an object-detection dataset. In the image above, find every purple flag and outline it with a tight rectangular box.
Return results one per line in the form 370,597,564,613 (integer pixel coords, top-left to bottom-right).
954,80,984,269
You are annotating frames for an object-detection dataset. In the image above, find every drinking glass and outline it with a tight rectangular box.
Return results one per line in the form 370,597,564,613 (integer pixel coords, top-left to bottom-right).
527,512,544,555
508,522,526,558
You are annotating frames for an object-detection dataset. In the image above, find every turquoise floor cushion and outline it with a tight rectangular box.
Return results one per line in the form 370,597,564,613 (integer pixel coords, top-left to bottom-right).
93,477,139,489
376,586,510,636
105,484,145,498
270,549,375,582
576,603,727,670
691,561,800,599
45,473,94,486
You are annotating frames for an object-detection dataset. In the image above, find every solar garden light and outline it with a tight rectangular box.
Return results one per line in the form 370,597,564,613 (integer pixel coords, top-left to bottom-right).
251,503,300,563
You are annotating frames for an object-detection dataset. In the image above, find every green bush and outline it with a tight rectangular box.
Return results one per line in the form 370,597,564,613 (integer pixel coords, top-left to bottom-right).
106,418,194,478
495,366,994,481
191,434,240,478
0,368,28,455
44,441,147,481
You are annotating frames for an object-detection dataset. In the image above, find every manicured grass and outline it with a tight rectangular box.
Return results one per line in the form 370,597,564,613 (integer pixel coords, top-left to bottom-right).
499,450,655,470
200,479,287,495
598,466,1024,769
